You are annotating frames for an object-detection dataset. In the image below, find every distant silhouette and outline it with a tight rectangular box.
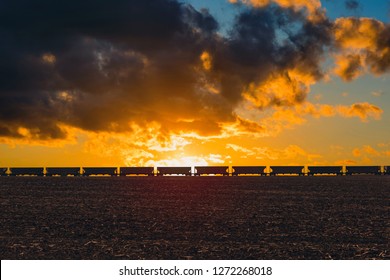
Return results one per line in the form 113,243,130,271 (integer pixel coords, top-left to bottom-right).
9,167,44,176
120,167,154,176
194,166,229,176
46,167,80,177
82,167,117,177
157,167,191,176
269,166,304,176
1,165,388,177
307,166,343,176
1,168,8,176
345,166,381,175
232,166,266,176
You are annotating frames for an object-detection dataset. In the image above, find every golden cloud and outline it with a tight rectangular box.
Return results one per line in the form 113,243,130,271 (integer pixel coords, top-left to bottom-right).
243,69,316,109
334,17,384,50
350,144,389,164
252,101,383,137
333,17,390,79
253,145,321,163
333,53,363,81
200,51,213,71
226,143,256,155
337,102,383,121
41,53,56,64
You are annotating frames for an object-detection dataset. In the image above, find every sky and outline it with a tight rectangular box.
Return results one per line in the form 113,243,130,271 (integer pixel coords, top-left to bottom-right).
1,0,390,167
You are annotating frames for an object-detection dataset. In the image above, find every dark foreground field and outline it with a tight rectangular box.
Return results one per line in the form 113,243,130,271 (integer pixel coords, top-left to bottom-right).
0,176,389,259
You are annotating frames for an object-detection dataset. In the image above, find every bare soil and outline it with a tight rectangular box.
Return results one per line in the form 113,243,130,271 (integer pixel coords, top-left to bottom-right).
0,176,389,259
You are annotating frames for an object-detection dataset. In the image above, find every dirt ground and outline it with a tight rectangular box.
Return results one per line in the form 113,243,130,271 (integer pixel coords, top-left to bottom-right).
0,176,389,259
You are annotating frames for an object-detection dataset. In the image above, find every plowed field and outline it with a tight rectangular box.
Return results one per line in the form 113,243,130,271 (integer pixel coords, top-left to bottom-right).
1,176,389,259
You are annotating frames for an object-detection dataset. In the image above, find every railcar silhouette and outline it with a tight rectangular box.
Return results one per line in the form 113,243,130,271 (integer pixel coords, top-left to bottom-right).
119,167,154,176
156,167,191,176
46,167,80,177
82,167,117,176
9,167,44,176
345,166,381,175
1,168,8,176
2,165,390,177
232,166,267,176
269,166,304,176
307,166,343,176
194,166,229,176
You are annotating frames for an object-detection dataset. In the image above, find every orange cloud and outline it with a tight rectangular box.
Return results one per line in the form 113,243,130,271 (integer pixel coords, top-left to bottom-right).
262,102,382,132
226,143,256,156
335,159,357,165
352,148,361,157
334,17,384,50
337,102,383,121
200,51,213,71
353,145,381,157
80,122,197,166
350,145,387,164
253,145,321,163
41,53,56,64
232,98,383,140
234,116,267,135
243,69,316,109
333,53,363,81
333,17,390,79
363,145,381,156
145,156,209,168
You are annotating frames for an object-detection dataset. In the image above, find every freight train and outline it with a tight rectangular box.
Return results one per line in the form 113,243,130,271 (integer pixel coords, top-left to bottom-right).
0,165,389,176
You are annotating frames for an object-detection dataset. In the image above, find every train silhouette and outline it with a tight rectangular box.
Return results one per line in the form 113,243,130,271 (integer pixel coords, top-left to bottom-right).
1,165,390,176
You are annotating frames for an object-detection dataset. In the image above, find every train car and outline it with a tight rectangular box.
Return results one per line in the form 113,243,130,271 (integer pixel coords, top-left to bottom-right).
231,166,266,176
345,166,381,175
269,166,304,176
46,167,80,177
307,166,343,176
82,167,117,176
157,167,191,176
194,166,229,176
120,167,154,176
1,168,8,176
9,167,44,176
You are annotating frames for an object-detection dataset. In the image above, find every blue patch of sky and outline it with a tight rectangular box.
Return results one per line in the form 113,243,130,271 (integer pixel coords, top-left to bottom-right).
322,0,389,22
184,0,389,26
310,74,390,104
182,0,243,35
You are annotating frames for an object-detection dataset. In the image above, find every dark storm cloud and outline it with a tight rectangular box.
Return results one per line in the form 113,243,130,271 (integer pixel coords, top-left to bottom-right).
212,7,332,106
0,0,332,140
368,24,390,74
345,0,360,10
0,0,215,138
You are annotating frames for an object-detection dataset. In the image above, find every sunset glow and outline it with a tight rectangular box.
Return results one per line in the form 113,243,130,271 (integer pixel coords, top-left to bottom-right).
1,0,390,167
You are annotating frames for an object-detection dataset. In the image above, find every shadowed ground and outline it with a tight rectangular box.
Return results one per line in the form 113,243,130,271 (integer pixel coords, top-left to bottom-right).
0,176,389,259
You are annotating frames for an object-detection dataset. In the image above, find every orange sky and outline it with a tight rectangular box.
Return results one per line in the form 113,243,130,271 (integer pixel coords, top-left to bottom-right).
1,0,390,167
